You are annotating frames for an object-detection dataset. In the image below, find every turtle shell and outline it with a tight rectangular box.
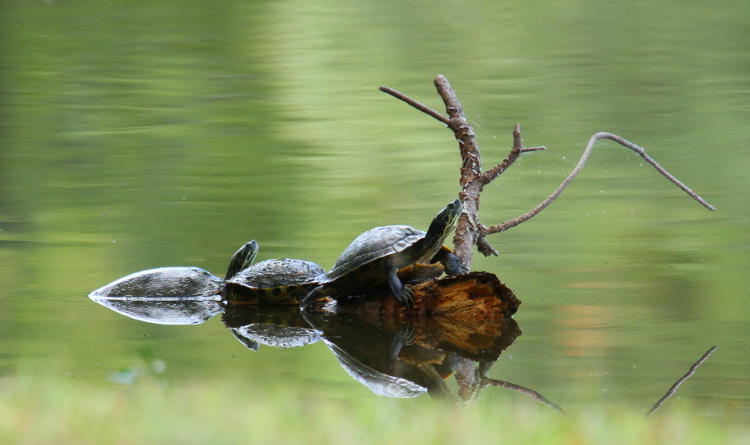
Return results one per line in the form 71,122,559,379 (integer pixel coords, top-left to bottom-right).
90,267,223,299
227,259,324,289
223,258,325,304
324,225,425,282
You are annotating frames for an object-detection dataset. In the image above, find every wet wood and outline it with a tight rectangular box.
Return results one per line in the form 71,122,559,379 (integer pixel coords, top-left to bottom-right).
338,272,520,319
334,272,521,361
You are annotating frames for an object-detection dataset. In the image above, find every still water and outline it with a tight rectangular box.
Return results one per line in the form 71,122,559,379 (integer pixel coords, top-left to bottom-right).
1,0,749,415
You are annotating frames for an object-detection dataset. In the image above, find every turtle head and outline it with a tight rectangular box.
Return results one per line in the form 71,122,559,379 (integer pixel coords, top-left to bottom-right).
226,240,259,280
425,199,462,246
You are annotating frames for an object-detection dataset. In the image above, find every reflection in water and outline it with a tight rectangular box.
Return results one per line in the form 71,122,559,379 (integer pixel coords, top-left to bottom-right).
222,306,322,352
646,346,718,417
302,309,520,399
89,265,717,412
89,266,534,403
90,295,223,326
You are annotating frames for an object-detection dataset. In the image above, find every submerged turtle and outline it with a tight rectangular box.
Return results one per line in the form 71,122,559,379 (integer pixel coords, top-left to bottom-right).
302,199,468,307
223,240,324,305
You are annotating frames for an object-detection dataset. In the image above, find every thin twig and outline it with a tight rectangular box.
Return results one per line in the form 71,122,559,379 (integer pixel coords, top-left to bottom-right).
479,124,546,186
479,123,523,186
378,86,451,126
485,132,716,235
482,377,566,415
646,346,718,418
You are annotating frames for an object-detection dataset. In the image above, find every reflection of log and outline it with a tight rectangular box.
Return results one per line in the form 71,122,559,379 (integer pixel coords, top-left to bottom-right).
335,272,521,361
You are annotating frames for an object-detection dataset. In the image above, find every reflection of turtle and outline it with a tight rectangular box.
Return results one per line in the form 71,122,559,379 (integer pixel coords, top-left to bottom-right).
222,305,321,351
303,311,456,399
223,240,325,305
303,200,467,307
88,267,223,324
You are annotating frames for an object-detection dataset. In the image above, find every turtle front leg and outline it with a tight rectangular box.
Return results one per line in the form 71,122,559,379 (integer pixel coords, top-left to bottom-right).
299,285,324,309
432,247,469,276
388,267,413,307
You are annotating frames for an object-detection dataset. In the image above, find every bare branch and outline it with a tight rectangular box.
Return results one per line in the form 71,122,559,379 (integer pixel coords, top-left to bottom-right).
479,123,546,186
430,75,484,268
485,132,716,235
646,346,718,418
433,75,482,180
378,86,451,126
482,377,566,415
477,234,499,256
433,75,465,125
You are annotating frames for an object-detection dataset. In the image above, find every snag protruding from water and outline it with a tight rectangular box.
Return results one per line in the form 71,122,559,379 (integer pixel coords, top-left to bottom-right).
380,75,715,269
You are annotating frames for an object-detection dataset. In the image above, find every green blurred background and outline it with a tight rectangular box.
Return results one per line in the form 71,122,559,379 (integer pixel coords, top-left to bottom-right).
1,0,748,416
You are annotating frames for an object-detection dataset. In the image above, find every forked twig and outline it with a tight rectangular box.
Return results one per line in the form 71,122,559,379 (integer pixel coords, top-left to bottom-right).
646,346,718,417
480,123,547,186
485,132,716,235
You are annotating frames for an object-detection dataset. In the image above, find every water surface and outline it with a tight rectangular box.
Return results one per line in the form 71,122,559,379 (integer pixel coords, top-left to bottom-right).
1,0,749,415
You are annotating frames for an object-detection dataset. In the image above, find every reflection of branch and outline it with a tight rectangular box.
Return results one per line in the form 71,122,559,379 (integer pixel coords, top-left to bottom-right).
419,364,461,405
646,346,718,418
453,357,481,400
481,378,566,415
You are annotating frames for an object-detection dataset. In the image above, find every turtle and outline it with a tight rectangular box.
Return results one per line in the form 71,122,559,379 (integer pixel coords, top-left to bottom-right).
302,199,468,307
88,266,224,324
222,240,325,305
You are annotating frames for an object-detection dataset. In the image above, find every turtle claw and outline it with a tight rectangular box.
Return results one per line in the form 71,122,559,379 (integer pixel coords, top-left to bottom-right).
396,285,414,307
400,323,416,345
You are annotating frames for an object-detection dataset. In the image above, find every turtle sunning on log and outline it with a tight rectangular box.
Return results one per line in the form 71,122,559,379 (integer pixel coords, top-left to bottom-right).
302,200,468,308
223,240,325,305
